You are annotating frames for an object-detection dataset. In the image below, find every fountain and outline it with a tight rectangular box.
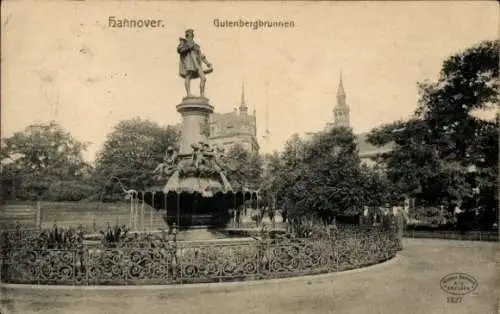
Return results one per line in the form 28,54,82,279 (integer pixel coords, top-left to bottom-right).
141,29,254,240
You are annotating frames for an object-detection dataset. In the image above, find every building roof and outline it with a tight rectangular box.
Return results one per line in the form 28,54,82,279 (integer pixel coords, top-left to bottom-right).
210,110,256,137
356,132,394,157
301,130,394,158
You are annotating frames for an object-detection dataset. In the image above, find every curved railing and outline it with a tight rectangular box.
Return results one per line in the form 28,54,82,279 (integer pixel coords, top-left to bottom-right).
0,228,401,285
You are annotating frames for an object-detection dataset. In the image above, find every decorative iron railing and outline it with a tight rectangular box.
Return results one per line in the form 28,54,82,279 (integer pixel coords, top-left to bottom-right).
0,228,400,285
404,230,498,242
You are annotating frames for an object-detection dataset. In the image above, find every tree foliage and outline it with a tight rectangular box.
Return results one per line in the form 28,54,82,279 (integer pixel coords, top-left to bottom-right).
94,118,179,190
262,128,393,223
224,143,263,190
367,40,499,213
260,151,284,207
1,121,91,200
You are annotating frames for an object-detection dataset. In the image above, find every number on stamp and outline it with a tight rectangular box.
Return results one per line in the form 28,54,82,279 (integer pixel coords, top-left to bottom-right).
447,296,463,303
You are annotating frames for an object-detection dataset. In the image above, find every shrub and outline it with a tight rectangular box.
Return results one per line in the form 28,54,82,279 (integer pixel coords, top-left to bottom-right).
39,223,85,249
100,223,130,247
289,215,332,239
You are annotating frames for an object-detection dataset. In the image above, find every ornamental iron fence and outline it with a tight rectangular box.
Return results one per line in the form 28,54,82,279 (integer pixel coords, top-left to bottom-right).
0,227,400,285
403,230,498,242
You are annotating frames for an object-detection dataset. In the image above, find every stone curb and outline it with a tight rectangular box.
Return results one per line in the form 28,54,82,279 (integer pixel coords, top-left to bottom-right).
0,254,401,292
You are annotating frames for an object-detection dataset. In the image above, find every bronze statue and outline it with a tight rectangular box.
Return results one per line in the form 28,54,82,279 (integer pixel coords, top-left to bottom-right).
153,164,165,180
163,146,178,167
153,147,178,180
213,145,229,172
191,143,208,169
201,142,214,156
177,29,213,97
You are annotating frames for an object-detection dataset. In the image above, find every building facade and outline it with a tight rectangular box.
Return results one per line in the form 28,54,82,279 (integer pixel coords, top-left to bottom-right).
208,85,259,153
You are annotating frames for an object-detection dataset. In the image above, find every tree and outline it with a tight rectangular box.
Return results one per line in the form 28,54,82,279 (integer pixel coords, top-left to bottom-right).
1,121,91,200
263,134,308,218
298,127,366,220
260,151,284,207
367,40,499,215
270,128,393,224
94,118,180,190
224,143,263,190
359,164,398,208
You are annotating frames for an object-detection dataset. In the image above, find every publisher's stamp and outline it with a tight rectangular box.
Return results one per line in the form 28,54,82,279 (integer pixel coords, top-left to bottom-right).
440,273,478,304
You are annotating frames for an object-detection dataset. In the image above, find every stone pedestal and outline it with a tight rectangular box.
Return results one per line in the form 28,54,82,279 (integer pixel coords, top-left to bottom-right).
176,96,214,156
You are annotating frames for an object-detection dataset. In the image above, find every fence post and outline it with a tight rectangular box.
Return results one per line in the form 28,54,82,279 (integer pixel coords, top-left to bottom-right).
150,192,155,232
36,201,41,231
0,255,3,284
171,222,178,282
335,238,339,272
128,200,134,228
134,197,138,231
141,194,145,231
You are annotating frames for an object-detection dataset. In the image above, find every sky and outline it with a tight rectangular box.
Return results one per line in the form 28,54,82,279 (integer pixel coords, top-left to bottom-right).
1,1,498,161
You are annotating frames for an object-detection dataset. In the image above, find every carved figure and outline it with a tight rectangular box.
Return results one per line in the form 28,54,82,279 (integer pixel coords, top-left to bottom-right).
164,146,178,166
153,147,178,180
191,143,207,169
152,163,165,181
213,145,228,172
201,142,215,156
177,29,213,97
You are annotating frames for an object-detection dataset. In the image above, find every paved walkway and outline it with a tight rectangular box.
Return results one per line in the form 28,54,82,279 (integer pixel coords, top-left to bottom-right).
0,239,497,314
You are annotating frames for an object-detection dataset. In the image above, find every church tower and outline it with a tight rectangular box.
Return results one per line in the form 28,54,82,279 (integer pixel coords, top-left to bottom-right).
239,82,248,115
333,72,350,128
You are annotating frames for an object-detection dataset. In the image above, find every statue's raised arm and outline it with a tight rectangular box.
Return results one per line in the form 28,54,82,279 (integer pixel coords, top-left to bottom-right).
177,29,213,98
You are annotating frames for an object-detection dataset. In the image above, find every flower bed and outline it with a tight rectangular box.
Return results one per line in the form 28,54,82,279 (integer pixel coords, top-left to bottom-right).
0,226,401,285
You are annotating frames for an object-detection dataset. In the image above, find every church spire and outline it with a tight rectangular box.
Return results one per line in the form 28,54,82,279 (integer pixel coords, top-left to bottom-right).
239,81,248,115
337,71,346,102
333,71,350,128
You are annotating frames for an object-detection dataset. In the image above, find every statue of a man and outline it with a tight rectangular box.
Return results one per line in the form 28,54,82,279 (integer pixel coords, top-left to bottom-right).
177,29,213,98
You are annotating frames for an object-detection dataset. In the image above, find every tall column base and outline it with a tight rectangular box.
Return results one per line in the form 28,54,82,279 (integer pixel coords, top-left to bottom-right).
176,96,214,156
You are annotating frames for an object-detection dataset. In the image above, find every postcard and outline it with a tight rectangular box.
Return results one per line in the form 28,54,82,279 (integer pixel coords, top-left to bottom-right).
1,1,498,314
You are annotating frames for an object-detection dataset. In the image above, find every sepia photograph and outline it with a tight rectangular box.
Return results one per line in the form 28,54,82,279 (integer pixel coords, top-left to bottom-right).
0,1,498,313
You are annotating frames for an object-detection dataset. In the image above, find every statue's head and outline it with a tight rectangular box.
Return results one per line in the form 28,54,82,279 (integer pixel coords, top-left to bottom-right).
191,143,199,150
167,146,174,152
185,29,194,39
